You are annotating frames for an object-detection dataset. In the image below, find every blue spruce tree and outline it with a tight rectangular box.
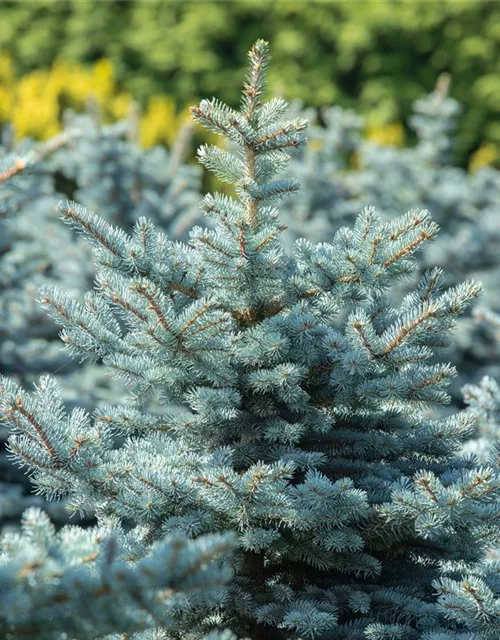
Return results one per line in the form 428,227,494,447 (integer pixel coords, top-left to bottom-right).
281,78,500,408
0,103,203,402
0,505,235,640
0,125,96,392
54,102,203,239
462,307,500,462
0,108,204,534
0,129,99,533
1,41,500,639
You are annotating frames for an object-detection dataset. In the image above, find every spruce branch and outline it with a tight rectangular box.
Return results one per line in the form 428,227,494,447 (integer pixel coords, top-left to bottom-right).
0,130,74,184
0,508,235,640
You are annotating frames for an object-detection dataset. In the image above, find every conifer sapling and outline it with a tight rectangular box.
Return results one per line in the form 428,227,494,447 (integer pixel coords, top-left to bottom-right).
1,40,500,640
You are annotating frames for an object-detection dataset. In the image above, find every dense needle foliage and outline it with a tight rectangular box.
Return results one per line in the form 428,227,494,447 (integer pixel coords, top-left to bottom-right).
0,40,500,640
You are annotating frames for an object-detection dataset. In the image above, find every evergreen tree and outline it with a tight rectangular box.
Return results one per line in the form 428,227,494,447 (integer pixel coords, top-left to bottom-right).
1,41,500,639
462,307,500,462
54,103,203,240
0,128,99,532
0,108,203,533
278,101,362,250
0,125,95,390
0,507,235,640
0,102,202,399
281,79,500,406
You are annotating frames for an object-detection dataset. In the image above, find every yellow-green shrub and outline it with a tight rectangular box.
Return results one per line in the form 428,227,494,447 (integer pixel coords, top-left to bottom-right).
2,1,500,165
0,55,191,148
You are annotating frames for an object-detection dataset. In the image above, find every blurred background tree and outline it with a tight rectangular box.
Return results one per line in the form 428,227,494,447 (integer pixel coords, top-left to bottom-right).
0,0,499,167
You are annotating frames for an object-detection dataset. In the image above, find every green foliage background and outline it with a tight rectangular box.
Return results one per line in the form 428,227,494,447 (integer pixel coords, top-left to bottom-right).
0,0,499,165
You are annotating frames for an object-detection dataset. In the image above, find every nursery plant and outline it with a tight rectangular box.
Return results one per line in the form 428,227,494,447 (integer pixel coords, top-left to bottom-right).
462,307,500,463
0,104,202,399
0,106,202,533
1,41,500,640
281,79,500,404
